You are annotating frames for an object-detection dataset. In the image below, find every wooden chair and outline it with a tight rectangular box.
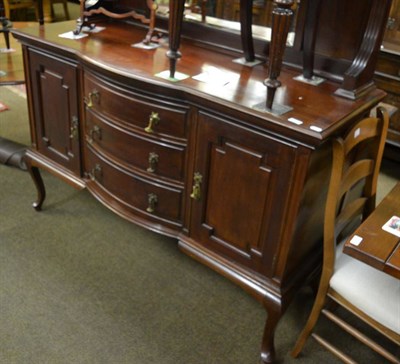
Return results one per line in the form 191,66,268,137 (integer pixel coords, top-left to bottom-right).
0,0,12,49
3,0,38,20
291,107,400,363
51,0,69,20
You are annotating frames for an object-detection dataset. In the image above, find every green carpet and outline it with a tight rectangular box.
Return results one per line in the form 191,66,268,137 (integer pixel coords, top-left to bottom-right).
1,85,399,363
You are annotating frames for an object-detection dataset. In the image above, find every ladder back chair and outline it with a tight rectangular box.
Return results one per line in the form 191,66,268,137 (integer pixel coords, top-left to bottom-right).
51,0,69,20
3,0,38,20
291,107,400,363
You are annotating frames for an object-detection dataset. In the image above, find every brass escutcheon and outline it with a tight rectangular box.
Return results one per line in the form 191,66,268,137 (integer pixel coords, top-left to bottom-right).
89,163,102,181
190,172,203,201
147,152,159,173
69,116,79,139
146,193,158,213
88,125,102,144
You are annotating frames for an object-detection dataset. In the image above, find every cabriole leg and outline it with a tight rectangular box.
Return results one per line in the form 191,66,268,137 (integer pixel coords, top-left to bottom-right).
260,305,282,363
24,155,46,211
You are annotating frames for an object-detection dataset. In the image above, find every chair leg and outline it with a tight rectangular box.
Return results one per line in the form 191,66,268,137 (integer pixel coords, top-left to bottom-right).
4,4,10,19
3,29,10,49
291,278,330,357
63,1,69,19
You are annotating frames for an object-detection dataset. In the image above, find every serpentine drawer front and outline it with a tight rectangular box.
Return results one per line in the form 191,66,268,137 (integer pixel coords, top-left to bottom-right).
84,73,188,140
85,145,185,229
85,110,187,183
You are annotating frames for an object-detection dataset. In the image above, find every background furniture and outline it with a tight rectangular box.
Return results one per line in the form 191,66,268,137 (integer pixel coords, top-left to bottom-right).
50,0,69,20
12,1,393,362
3,0,37,20
291,108,400,363
344,182,400,279
375,0,400,162
0,1,11,49
0,21,37,84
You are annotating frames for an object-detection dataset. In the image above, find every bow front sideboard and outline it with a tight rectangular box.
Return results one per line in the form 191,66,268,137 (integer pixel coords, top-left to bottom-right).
12,1,390,361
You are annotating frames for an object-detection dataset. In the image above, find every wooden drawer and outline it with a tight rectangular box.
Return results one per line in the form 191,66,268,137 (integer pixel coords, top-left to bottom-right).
83,74,188,140
85,110,187,183
85,146,184,227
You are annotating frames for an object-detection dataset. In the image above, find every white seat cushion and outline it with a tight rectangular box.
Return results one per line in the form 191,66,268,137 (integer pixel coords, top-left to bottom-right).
330,243,400,335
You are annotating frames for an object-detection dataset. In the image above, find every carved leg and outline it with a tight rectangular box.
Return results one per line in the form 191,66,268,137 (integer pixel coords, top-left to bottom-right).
24,155,46,211
260,305,282,364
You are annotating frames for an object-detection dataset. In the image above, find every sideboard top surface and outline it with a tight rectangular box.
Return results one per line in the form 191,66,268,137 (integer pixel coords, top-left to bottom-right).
12,20,386,145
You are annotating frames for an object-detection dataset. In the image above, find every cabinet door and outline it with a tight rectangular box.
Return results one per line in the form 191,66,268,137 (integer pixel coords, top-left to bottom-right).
189,112,298,276
28,49,81,175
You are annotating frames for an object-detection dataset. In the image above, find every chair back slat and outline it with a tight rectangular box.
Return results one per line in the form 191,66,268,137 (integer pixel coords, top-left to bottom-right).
335,197,367,241
323,107,389,271
339,159,374,203
343,117,381,155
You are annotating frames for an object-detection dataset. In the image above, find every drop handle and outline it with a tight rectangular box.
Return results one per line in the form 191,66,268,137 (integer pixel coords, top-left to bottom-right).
190,172,203,201
147,152,159,173
144,112,160,133
84,90,99,108
146,193,158,213
88,125,102,144
89,164,102,181
69,116,79,139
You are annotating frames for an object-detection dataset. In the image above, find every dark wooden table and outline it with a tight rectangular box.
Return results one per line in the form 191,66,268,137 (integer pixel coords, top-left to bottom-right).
344,182,400,279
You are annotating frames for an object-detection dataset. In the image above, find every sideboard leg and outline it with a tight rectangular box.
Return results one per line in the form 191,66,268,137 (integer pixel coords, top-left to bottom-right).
24,155,46,211
260,306,282,363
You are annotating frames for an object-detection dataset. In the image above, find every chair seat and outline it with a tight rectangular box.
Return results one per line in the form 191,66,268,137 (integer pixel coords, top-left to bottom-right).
331,243,400,335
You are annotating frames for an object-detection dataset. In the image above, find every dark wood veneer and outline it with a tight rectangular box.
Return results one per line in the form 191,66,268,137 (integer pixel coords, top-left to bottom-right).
12,12,388,363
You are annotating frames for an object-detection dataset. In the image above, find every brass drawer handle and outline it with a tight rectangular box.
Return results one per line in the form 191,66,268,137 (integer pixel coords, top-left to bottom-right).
146,193,158,213
88,125,102,144
85,89,99,108
144,112,160,133
190,172,202,201
89,163,102,181
147,152,159,173
69,116,79,139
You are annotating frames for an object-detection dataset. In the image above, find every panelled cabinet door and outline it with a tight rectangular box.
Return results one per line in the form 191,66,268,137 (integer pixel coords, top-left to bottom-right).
189,111,298,277
28,48,81,175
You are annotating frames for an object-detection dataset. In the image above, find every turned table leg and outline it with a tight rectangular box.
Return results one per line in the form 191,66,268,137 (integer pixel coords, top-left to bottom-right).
24,155,46,211
166,0,185,79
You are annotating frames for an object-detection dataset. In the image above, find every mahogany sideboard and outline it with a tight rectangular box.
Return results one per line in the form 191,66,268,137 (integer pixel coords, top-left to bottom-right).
12,20,386,363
